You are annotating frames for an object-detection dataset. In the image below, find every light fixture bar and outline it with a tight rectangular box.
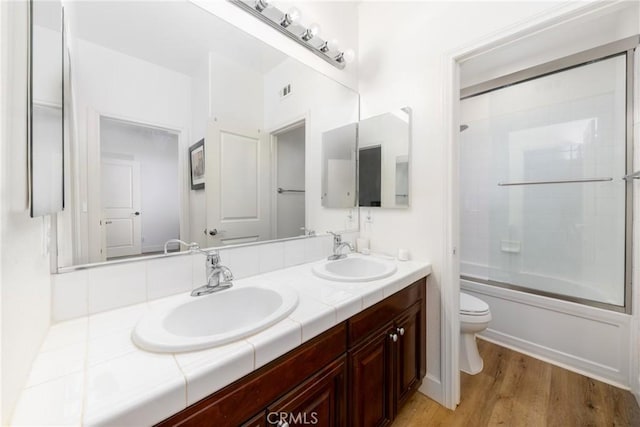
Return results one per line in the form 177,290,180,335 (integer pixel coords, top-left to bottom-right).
229,0,348,70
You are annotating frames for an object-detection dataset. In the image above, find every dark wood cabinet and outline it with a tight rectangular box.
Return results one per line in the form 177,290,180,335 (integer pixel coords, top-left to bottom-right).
348,324,394,427
240,412,266,427
157,278,426,427
348,280,426,427
395,302,423,410
267,356,346,427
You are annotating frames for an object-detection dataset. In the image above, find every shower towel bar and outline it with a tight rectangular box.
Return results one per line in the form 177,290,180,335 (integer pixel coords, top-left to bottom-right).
623,171,640,181
497,177,613,186
277,187,305,193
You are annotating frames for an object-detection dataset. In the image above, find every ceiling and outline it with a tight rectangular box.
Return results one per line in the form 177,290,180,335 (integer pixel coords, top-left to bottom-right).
66,1,287,77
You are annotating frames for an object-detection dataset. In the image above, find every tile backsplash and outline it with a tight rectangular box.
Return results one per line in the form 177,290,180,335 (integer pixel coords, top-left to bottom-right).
52,234,356,323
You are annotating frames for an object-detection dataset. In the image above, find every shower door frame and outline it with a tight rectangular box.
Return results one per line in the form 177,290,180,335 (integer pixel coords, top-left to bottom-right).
459,36,638,314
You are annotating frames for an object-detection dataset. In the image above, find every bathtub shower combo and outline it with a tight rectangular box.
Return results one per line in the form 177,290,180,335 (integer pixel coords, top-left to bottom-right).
460,39,637,313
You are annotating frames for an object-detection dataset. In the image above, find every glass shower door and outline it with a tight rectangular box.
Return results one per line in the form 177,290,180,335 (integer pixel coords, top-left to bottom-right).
460,54,628,308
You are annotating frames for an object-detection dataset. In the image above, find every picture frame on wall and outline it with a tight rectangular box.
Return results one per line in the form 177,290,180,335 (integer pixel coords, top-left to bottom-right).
189,139,205,190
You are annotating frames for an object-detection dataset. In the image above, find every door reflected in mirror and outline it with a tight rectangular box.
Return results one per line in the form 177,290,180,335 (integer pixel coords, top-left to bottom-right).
57,1,359,268
358,108,411,209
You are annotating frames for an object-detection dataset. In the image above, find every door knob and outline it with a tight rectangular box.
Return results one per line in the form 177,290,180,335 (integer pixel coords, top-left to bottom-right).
397,327,405,336
207,229,226,236
389,333,398,342
134,211,140,216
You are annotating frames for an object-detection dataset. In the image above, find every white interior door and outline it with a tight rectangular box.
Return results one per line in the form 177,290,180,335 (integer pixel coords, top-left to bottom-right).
101,158,142,258
206,120,270,246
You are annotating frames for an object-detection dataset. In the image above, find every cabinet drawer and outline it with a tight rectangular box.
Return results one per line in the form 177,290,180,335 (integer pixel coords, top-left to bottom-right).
347,278,425,347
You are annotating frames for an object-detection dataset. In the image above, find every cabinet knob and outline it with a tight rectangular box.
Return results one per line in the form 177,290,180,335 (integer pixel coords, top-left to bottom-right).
389,333,398,342
397,327,405,336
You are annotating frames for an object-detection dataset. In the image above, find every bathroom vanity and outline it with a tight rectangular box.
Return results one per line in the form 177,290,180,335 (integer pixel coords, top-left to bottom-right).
157,278,426,427
11,251,430,426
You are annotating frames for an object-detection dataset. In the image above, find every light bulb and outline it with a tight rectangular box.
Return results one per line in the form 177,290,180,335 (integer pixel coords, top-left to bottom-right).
254,0,269,12
343,49,355,63
320,38,339,53
326,39,339,51
301,23,320,41
280,7,301,27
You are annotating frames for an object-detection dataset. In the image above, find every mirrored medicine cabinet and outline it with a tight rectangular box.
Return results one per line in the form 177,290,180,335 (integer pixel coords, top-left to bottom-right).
29,0,64,217
321,108,412,210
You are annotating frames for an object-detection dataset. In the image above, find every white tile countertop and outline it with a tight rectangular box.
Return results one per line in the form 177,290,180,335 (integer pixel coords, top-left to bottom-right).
11,254,431,426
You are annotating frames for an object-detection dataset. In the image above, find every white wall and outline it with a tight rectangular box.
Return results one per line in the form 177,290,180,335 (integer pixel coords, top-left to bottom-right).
1,2,52,423
101,120,181,253
65,35,192,265
357,0,572,403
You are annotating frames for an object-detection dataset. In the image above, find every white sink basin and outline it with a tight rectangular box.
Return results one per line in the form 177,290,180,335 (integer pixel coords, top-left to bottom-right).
132,285,298,353
312,256,397,282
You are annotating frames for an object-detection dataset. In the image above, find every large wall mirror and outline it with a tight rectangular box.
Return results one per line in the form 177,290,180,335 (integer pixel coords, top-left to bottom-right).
57,1,359,269
358,108,411,208
30,0,64,217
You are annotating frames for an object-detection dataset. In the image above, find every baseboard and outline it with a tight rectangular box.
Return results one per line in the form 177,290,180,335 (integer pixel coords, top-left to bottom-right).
478,332,629,390
419,373,444,406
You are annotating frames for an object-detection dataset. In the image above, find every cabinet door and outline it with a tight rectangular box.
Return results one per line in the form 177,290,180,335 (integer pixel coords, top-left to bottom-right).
267,356,346,427
395,302,423,410
349,325,394,427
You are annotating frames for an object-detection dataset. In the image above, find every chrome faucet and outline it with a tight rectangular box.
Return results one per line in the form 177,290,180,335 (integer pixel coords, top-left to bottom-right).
327,231,354,260
191,251,234,297
163,239,199,254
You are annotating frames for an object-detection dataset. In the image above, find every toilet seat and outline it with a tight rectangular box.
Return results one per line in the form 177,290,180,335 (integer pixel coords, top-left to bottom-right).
460,292,489,316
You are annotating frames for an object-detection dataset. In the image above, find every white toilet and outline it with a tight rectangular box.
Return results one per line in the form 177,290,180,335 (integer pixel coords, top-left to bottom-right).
459,292,492,375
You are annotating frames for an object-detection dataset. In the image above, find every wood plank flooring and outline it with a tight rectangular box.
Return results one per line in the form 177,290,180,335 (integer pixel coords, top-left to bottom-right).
392,339,640,427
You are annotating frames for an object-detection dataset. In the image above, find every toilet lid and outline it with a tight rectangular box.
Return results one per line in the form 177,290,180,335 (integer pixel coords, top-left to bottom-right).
460,292,489,315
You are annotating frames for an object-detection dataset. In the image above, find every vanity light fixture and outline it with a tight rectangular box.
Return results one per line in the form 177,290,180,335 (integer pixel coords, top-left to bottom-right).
230,0,353,70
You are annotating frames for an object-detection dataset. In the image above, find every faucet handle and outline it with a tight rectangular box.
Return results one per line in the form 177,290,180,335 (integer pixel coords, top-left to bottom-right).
221,267,234,282
206,250,220,266
327,231,342,243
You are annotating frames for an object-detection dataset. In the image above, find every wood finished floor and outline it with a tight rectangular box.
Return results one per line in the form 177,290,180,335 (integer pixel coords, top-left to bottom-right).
393,340,640,427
